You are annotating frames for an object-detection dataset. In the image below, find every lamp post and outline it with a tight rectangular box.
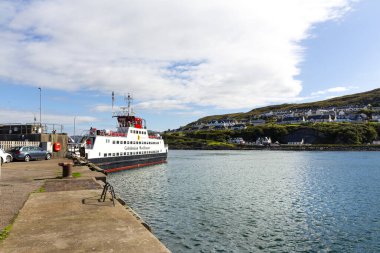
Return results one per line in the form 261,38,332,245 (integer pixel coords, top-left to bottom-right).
74,116,76,137
38,87,42,128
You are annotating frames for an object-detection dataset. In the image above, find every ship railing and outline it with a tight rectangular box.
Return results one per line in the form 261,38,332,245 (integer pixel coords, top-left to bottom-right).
67,143,81,158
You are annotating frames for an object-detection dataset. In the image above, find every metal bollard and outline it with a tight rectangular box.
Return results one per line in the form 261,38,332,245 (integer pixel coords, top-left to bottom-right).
58,162,73,178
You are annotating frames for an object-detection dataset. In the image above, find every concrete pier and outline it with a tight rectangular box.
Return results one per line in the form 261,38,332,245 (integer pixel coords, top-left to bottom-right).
0,159,170,253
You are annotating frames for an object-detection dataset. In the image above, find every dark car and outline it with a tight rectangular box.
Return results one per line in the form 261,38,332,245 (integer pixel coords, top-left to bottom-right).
10,146,52,162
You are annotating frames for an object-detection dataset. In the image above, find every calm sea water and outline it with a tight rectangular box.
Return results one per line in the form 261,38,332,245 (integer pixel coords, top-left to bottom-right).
108,150,380,253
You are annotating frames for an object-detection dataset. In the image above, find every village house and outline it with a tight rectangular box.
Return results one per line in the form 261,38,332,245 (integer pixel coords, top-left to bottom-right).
207,120,228,128
255,137,272,145
287,138,304,145
371,114,380,122
213,125,228,130
228,137,245,144
230,124,247,130
307,115,333,123
277,116,305,124
350,114,367,123
335,115,352,123
249,119,266,126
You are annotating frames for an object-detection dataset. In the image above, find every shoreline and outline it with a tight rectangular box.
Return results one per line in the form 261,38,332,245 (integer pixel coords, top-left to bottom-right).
168,144,380,151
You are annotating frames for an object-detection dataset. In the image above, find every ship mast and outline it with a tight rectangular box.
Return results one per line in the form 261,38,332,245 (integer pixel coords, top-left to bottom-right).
126,93,133,116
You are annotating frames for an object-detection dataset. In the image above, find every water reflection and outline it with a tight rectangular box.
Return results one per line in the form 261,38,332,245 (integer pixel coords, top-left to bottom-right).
109,150,380,252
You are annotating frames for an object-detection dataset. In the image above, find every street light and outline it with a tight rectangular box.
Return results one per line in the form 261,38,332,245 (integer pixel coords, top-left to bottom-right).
74,116,76,137
38,87,42,128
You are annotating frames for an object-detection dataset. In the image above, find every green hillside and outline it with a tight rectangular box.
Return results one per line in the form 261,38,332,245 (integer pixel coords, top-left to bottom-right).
190,88,380,124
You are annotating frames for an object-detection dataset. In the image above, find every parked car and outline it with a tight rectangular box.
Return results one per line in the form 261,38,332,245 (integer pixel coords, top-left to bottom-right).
0,148,13,165
10,146,51,162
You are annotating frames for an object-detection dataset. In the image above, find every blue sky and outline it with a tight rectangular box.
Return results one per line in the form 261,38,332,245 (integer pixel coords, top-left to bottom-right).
0,0,379,134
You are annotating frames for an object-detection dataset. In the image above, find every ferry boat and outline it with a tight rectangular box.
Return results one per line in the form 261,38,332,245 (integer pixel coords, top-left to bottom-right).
78,94,168,173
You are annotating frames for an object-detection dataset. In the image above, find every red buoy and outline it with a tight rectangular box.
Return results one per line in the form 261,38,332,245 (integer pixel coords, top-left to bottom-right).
53,142,61,152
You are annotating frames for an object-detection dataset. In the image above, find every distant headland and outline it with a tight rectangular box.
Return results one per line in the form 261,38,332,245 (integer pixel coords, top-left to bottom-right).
164,88,380,150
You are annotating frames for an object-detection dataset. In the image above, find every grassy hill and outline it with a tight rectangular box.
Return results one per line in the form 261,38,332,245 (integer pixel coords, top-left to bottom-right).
189,88,380,124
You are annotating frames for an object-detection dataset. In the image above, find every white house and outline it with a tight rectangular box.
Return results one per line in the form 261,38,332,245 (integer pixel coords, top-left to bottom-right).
256,137,272,145
288,138,304,145
229,137,245,144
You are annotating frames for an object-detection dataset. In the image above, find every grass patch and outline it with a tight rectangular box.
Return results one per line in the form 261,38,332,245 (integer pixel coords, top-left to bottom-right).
34,185,45,193
72,172,81,178
0,224,13,242
207,141,235,148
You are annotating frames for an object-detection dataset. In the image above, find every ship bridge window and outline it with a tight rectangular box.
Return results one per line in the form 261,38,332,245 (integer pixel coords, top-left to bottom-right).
116,153,119,156
106,139,110,143
108,153,111,156
124,141,126,144
117,141,119,144
112,140,115,144
104,153,107,157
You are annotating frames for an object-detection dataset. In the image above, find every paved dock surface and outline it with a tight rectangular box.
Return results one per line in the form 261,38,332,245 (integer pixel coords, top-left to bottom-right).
0,159,63,231
0,189,170,253
0,159,170,253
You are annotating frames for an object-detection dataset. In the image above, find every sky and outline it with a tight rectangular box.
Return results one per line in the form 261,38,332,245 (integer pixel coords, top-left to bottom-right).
0,0,379,134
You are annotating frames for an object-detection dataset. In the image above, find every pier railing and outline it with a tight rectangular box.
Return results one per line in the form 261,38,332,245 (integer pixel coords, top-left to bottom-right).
0,141,40,151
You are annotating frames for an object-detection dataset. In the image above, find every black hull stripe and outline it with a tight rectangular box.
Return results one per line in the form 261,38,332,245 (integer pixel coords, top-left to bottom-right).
104,160,167,173
88,153,167,173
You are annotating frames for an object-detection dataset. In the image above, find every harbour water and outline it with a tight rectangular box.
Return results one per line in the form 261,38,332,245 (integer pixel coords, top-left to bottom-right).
109,150,380,252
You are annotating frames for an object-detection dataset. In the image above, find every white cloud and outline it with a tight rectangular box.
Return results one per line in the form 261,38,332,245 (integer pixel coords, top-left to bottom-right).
311,86,358,96
91,104,115,113
0,109,97,125
135,100,191,111
0,0,354,110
